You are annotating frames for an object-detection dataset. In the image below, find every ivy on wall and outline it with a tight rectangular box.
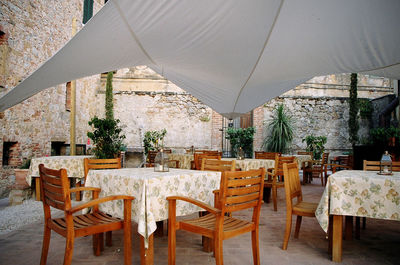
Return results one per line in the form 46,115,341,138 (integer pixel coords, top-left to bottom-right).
348,73,359,146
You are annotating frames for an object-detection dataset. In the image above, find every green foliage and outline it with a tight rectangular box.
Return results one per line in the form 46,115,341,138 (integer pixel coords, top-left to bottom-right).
225,127,255,158
87,116,125,159
105,72,114,120
262,104,294,153
19,158,31,169
358,99,373,119
369,126,400,146
143,129,167,156
302,135,327,160
348,73,359,145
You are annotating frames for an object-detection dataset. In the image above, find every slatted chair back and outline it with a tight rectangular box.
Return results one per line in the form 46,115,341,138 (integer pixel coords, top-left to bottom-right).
364,160,400,172
254,151,280,160
146,151,159,166
39,164,70,212
201,158,235,172
219,168,265,216
194,153,221,170
283,162,302,208
297,151,313,159
363,160,380,171
274,155,296,176
84,157,121,183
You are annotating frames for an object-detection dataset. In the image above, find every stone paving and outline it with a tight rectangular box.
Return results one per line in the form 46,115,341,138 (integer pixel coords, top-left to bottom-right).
0,179,399,265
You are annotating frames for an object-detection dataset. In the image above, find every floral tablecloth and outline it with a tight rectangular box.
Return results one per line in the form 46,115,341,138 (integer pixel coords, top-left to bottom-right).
316,170,400,232
168,153,194,169
83,168,221,247
27,155,93,185
222,158,275,171
292,154,312,166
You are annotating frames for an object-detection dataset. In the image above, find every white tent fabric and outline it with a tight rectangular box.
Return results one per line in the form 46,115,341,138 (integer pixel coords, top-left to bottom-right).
1,0,400,118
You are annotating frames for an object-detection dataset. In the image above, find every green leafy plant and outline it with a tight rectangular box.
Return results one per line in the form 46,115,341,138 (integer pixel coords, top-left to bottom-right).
225,127,255,158
19,158,31,169
369,126,400,146
348,73,359,145
143,129,167,156
105,71,114,120
358,99,373,119
262,104,294,153
87,117,126,159
302,135,327,160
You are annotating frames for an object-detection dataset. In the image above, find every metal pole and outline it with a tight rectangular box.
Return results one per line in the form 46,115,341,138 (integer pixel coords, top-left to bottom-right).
69,18,77,155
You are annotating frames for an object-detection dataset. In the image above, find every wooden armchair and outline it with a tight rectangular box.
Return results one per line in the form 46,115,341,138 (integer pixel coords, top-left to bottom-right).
167,168,265,265
282,162,318,250
254,151,280,160
325,155,354,184
75,158,121,201
265,154,296,211
201,158,236,172
192,153,221,170
38,164,134,265
303,152,329,186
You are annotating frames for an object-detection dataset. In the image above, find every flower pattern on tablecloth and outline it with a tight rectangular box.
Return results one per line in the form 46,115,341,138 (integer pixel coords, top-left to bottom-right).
168,154,194,169
222,158,275,171
316,170,400,232
83,168,221,246
27,155,92,185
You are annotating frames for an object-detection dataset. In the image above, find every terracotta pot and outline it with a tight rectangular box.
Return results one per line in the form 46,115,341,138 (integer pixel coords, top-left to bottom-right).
14,169,29,188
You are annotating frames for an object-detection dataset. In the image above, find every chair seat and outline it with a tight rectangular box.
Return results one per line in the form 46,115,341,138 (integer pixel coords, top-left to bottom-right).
180,213,254,240
51,211,123,238
264,180,285,188
292,201,318,217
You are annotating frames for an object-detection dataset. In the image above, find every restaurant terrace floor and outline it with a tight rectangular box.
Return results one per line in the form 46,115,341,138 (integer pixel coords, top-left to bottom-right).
0,177,399,265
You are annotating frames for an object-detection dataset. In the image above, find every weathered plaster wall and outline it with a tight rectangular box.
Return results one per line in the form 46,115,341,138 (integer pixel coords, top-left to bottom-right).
0,0,103,197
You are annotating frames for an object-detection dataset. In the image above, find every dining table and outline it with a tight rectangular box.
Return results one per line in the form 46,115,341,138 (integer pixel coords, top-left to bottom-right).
222,157,275,171
83,167,221,265
28,155,93,200
315,170,400,262
168,153,194,169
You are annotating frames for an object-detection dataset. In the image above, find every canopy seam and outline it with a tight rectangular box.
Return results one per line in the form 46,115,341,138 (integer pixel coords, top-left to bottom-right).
360,61,400,73
233,0,285,113
113,0,157,66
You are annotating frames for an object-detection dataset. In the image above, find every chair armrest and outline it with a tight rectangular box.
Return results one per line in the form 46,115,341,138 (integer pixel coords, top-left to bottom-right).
66,195,135,214
331,164,352,173
69,186,101,194
166,196,220,214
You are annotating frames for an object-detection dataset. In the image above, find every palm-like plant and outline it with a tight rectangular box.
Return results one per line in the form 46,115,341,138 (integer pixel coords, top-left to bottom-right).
263,104,294,153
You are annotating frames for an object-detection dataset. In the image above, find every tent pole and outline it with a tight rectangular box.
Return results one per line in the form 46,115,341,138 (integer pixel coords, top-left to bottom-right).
69,18,77,156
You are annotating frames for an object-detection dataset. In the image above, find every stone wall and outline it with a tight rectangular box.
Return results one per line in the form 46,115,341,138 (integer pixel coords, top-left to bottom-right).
0,0,103,197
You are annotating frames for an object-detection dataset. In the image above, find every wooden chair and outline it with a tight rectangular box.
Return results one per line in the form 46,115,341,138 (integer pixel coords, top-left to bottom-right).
297,151,313,184
325,155,354,183
201,158,236,172
254,151,280,160
282,162,318,250
167,168,266,265
38,164,134,265
75,158,121,201
303,152,329,186
193,153,221,170
264,154,296,211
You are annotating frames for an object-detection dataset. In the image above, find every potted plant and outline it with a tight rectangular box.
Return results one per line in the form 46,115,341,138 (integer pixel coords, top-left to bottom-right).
262,104,294,154
225,127,255,158
87,117,126,159
14,158,31,187
302,135,327,160
143,129,167,156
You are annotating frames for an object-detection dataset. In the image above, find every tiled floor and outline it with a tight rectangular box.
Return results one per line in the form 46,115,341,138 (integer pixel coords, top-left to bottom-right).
0,178,399,265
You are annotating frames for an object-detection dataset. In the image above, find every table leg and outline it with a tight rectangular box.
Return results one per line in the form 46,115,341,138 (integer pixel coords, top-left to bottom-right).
35,177,41,201
332,215,343,262
140,234,154,265
345,216,353,240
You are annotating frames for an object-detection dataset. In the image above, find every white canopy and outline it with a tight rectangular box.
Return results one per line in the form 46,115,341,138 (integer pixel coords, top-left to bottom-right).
1,0,400,118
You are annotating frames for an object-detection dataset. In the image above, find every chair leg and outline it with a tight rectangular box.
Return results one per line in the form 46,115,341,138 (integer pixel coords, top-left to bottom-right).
320,172,324,186
168,201,176,265
93,233,102,256
294,216,302,238
251,228,260,265
63,234,74,265
40,225,51,265
214,236,223,265
272,186,278,211
106,231,112,246
282,213,292,250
